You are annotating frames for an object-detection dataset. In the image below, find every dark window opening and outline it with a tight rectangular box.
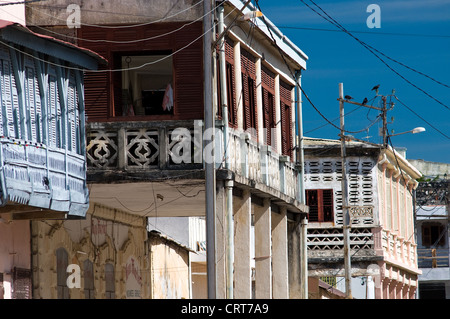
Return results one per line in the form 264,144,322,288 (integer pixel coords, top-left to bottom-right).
217,61,237,127
422,223,446,247
306,189,334,222
115,53,174,117
263,88,275,146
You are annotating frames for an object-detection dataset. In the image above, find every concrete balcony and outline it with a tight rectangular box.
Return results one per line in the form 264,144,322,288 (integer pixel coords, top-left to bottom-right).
86,120,302,206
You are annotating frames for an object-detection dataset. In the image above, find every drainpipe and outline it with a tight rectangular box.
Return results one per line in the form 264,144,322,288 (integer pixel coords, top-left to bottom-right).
294,70,305,204
295,70,308,299
218,4,234,299
204,0,216,299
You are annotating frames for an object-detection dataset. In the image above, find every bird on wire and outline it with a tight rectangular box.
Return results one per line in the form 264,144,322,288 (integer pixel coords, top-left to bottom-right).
371,84,380,91
344,95,353,100
362,97,368,105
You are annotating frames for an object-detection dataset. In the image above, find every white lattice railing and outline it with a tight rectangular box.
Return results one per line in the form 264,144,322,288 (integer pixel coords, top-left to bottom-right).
307,227,374,251
86,121,300,199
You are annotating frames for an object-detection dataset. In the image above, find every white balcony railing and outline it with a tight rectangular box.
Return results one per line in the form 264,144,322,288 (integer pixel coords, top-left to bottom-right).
86,120,300,200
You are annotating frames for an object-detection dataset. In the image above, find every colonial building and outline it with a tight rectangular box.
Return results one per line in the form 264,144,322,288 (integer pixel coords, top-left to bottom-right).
25,0,309,298
409,160,450,299
304,137,422,299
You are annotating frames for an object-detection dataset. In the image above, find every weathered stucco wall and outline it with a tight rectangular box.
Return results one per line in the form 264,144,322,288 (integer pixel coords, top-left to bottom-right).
31,203,149,299
0,219,31,299
148,232,190,299
25,0,203,26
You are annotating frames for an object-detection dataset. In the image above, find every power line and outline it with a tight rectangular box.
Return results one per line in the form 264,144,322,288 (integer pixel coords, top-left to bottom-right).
25,0,203,29
300,0,450,111
275,25,450,39
0,0,43,6
394,96,450,140
0,6,239,73
254,1,381,137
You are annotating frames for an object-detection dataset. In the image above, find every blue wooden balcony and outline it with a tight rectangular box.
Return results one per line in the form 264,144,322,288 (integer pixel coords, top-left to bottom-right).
0,20,104,219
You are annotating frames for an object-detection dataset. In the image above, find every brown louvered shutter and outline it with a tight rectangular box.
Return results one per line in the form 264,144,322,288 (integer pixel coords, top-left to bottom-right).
78,22,203,121
280,80,293,159
241,49,257,138
173,22,204,119
77,27,111,121
261,65,275,147
306,189,334,222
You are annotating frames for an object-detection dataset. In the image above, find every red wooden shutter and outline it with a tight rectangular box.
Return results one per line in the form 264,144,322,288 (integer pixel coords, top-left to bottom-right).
306,189,334,222
280,81,293,158
261,65,275,147
241,49,257,138
306,189,319,222
78,22,203,121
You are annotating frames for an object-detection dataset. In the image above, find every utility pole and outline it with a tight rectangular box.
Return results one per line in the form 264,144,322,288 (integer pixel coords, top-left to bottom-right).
204,0,216,299
338,83,352,299
337,83,396,299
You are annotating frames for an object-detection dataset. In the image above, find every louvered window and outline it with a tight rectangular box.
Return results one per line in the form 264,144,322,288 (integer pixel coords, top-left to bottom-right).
306,189,334,222
56,247,69,299
262,65,275,147
105,263,115,299
280,81,293,158
241,48,257,138
84,259,94,299
77,22,203,122
422,224,446,247
216,37,237,127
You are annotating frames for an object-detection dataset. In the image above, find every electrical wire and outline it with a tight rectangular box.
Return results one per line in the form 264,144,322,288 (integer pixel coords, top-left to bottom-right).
254,1,380,137
25,0,203,29
300,0,450,112
0,6,239,74
393,96,450,140
0,0,43,6
274,25,450,40
20,2,218,45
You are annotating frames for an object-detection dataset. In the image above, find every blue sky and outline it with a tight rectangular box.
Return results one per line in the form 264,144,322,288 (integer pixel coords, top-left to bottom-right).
257,0,450,163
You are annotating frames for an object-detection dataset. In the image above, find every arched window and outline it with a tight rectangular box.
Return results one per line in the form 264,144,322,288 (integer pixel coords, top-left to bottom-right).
56,247,69,299
105,263,115,299
83,259,94,299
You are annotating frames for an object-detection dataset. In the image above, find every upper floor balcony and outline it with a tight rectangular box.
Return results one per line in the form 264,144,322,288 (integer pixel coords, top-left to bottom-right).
86,119,301,203
0,20,104,219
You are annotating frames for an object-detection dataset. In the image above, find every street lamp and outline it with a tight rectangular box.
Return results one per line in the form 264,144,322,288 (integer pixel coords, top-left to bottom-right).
388,127,426,137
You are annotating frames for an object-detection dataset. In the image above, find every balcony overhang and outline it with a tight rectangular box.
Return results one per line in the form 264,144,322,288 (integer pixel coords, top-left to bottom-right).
88,167,307,219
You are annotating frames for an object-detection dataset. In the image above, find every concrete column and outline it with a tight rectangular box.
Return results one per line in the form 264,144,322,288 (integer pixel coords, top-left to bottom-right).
233,189,252,298
254,198,272,298
288,215,307,299
215,179,226,299
271,207,288,298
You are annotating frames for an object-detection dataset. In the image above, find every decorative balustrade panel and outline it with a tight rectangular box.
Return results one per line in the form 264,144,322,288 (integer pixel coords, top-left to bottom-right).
284,163,297,198
126,128,159,168
87,121,204,171
86,129,118,169
87,122,300,200
307,227,374,251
